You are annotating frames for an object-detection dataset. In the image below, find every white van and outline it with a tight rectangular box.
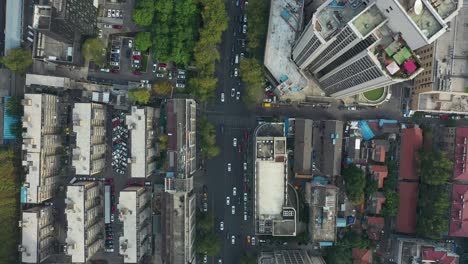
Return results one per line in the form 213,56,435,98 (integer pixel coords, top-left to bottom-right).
235,54,239,64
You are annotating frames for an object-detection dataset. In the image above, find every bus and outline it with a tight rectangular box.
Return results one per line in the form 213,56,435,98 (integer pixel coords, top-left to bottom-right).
104,185,111,224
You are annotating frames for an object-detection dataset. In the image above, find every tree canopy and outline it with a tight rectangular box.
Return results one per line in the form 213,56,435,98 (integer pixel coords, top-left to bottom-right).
245,0,269,52
199,116,220,158
416,184,450,239
239,58,265,107
152,81,173,96
419,149,452,185
325,231,370,264
82,38,106,66
6,97,23,119
128,88,151,104
132,0,156,26
134,32,152,51
195,212,221,256
381,190,399,217
342,164,366,204
240,254,257,264
0,48,33,74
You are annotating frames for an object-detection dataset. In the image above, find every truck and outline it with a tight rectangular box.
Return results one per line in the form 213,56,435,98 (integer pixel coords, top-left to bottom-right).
104,185,111,224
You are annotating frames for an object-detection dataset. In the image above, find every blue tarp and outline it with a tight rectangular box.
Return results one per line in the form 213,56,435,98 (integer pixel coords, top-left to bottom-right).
284,118,289,137
347,216,356,225
312,176,328,186
166,172,174,178
281,9,292,20
319,242,334,247
3,96,18,140
358,121,375,141
280,75,288,82
379,119,398,127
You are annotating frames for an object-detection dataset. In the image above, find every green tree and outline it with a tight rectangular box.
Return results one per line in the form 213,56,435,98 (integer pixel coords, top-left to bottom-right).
0,48,33,74
190,77,218,102
416,185,449,239
240,254,257,264
365,179,378,197
10,122,23,138
245,0,269,51
199,116,220,158
128,88,151,104
381,191,399,217
152,81,173,96
196,231,221,256
158,134,168,151
132,0,156,26
239,58,265,107
419,150,452,185
342,164,366,204
134,32,152,51
197,213,215,233
82,38,106,66
6,97,23,118
0,148,14,159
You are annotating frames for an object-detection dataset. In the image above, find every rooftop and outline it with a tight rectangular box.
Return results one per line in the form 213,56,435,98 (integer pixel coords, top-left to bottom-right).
399,127,423,181
352,248,373,264
315,0,367,41
352,4,386,37
21,207,53,263
396,182,419,234
366,216,385,240
65,184,86,263
305,182,338,243
398,0,443,39
453,127,468,181
418,92,468,114
370,165,388,189
449,184,468,237
26,74,70,88
32,5,52,30
126,106,155,178
264,0,308,93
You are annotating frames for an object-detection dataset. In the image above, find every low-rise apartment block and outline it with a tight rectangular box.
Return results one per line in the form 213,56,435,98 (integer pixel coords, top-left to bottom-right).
19,206,55,263
126,106,156,178
258,250,326,264
72,103,106,175
65,182,104,263
22,93,62,204
118,186,152,263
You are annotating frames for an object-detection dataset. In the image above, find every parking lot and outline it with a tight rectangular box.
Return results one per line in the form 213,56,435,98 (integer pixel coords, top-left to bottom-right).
111,111,128,175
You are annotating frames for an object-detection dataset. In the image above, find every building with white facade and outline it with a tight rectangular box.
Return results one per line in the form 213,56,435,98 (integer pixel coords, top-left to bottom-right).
19,206,55,263
72,103,106,175
289,0,461,98
254,122,296,236
126,106,156,178
65,181,104,263
22,93,62,204
118,187,152,263
258,250,326,264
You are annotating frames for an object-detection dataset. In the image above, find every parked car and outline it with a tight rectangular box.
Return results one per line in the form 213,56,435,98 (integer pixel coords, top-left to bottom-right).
233,187,237,196
220,221,224,231
112,25,123,29
221,92,225,102
152,63,157,73
233,138,237,147
103,24,112,28
231,88,235,97
236,91,240,100
128,39,133,48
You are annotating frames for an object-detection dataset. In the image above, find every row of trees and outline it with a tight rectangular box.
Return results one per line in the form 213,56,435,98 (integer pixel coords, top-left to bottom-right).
325,231,371,264
343,164,366,204
245,0,270,52
0,48,33,74
0,147,20,263
189,0,228,101
416,149,452,239
195,213,221,256
132,0,198,65
199,116,220,158
239,58,265,107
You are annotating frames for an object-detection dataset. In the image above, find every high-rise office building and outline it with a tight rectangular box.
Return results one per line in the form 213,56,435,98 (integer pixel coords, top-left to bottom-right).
32,0,97,43
292,0,461,98
22,93,62,204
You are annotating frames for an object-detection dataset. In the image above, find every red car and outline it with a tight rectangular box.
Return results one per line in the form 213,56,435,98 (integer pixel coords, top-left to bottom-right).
105,178,114,183
244,130,249,141
132,70,141,75
112,25,123,29
158,63,167,68
111,206,115,213
110,69,120,73
132,55,141,60
440,115,449,120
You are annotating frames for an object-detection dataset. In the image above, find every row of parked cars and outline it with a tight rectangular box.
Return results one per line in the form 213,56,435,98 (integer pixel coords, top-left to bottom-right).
111,112,128,174
107,9,124,19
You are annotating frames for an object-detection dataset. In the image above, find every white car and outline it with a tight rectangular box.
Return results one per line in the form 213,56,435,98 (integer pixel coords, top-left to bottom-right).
103,24,112,28
218,259,222,264
233,187,237,196
251,237,256,245
231,205,235,215
233,138,237,147
221,92,225,102
226,196,230,205
128,39,133,48
227,163,231,172
242,24,247,34
231,88,235,97
244,193,247,202
176,83,185,88
234,68,239,77
107,9,112,17
152,63,157,73
236,91,240,100
220,221,224,231
243,162,247,171
231,235,236,244
203,255,208,263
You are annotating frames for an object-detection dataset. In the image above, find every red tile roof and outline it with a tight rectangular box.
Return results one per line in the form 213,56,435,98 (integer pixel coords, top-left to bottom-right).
352,249,373,264
453,127,468,181
371,165,388,189
422,248,457,264
367,216,385,240
396,182,419,234
373,145,386,162
399,127,423,180
449,184,468,237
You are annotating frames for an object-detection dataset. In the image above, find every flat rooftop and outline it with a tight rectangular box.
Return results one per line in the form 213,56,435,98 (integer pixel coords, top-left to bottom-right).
315,0,367,41
119,189,139,263
398,0,443,39
309,185,337,242
418,91,468,114
264,0,308,92
352,4,385,36
257,160,286,217
34,33,74,62
65,185,86,263
126,107,151,178
21,210,40,263
72,103,92,175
